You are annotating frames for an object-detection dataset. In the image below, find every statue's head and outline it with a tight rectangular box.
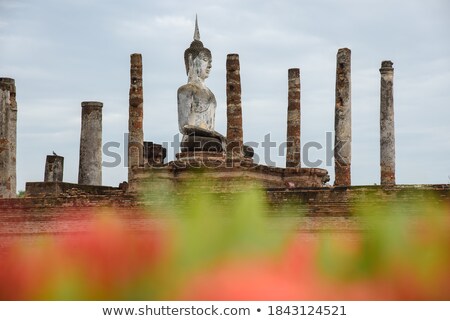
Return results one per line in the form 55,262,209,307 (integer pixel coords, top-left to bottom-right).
184,16,212,78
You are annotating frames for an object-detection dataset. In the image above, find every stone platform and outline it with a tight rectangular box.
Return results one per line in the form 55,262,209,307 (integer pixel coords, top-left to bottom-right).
129,151,329,193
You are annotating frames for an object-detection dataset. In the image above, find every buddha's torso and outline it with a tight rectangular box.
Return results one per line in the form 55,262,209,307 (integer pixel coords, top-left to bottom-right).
177,82,216,135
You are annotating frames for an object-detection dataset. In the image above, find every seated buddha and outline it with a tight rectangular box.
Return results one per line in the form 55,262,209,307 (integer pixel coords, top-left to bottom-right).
177,17,226,153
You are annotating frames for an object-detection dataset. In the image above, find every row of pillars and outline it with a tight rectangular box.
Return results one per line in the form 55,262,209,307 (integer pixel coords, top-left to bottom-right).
1,49,395,197
49,49,396,188
126,50,395,186
223,50,396,186
284,48,396,186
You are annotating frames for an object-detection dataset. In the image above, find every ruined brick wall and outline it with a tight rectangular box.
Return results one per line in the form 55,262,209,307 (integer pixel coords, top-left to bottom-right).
267,184,450,216
1,185,449,249
25,182,122,198
2,184,448,216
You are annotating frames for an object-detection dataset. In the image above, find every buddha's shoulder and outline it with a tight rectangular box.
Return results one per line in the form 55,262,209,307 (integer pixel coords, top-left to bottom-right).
178,83,198,92
177,84,193,99
177,83,211,95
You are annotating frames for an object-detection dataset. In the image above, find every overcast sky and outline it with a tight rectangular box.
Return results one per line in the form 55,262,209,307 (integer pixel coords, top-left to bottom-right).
1,0,449,191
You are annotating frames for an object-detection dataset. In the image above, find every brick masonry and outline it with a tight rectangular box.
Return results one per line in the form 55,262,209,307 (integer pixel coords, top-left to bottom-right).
128,53,144,180
226,54,244,162
2,185,449,248
286,68,301,168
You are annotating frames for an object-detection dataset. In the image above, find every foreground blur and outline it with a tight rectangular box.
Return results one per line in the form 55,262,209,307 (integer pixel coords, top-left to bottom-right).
0,183,449,300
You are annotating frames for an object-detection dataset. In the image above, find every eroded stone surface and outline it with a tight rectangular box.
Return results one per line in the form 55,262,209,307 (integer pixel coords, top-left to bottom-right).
226,54,244,162
380,60,395,185
143,142,166,165
286,68,301,168
0,78,17,198
44,155,64,182
334,48,351,186
78,101,102,186
128,53,144,179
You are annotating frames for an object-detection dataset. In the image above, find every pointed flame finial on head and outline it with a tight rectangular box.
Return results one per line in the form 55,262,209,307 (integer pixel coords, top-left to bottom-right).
194,14,200,41
184,14,211,75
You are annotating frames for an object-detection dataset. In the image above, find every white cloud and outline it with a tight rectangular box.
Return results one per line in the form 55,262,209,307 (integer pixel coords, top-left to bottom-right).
115,15,193,40
154,15,192,28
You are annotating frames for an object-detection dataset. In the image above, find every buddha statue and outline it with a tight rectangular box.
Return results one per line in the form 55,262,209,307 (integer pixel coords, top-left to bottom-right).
177,16,226,152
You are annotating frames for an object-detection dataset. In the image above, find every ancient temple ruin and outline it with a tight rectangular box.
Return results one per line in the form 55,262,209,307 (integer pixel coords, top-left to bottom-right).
127,19,329,193
0,17,447,203
0,17,449,259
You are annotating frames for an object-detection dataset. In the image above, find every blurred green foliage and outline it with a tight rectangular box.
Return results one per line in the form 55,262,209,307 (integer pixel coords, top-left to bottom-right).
1,176,449,300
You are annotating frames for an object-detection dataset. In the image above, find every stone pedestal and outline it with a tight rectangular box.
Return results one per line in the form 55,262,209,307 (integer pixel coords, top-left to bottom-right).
78,101,102,186
226,54,244,163
129,53,144,180
130,162,329,193
334,48,352,186
175,151,226,169
286,68,301,168
0,77,17,198
380,60,395,186
44,155,64,182
143,142,166,166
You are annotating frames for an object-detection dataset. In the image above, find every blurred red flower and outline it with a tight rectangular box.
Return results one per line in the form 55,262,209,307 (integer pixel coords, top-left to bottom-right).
0,209,165,300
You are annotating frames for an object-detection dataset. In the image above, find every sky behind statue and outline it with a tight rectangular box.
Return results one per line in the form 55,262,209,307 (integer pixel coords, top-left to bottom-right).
0,0,449,191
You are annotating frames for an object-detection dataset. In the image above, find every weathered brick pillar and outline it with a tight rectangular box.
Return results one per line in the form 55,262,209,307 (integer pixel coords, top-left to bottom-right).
128,53,144,181
78,101,102,186
226,54,243,162
334,48,352,186
44,155,64,182
380,60,395,186
286,68,301,168
0,77,17,198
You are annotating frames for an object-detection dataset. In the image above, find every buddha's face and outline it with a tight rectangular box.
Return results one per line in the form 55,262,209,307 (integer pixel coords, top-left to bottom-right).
194,51,212,80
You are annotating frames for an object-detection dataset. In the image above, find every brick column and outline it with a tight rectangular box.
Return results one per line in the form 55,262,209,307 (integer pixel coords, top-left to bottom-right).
286,68,301,168
78,101,102,186
380,60,395,186
226,54,243,162
0,77,17,198
128,53,144,180
334,48,352,186
44,155,64,182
